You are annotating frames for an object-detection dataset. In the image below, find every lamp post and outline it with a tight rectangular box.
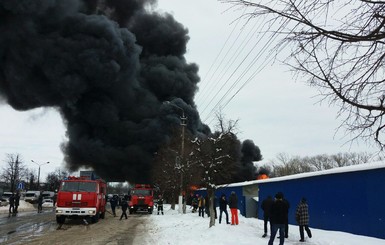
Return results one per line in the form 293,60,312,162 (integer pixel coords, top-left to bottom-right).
164,102,187,214
31,160,49,188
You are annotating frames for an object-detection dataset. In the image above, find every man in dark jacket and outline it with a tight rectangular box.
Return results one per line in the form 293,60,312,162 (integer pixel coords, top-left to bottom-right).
110,195,118,217
8,193,15,214
268,192,287,245
14,192,20,214
157,195,164,215
37,193,43,213
119,196,128,220
219,194,230,224
282,194,290,238
261,195,273,237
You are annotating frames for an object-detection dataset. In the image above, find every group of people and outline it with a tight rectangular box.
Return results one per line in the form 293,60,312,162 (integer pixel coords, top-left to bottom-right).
109,194,130,220
191,191,239,225
8,192,21,215
261,192,312,244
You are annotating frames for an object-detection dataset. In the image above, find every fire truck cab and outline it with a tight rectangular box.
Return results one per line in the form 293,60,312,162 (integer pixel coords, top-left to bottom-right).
129,184,154,214
55,173,107,224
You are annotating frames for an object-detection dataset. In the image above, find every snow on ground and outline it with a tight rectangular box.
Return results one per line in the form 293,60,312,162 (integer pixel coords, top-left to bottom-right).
0,200,35,214
144,204,385,245
1,202,384,244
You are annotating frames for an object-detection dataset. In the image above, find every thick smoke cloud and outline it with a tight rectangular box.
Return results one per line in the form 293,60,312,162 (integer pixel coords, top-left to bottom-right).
0,0,262,184
0,0,209,182
235,139,263,181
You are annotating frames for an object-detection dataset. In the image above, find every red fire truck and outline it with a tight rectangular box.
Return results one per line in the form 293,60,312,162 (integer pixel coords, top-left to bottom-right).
55,172,107,224
129,184,154,214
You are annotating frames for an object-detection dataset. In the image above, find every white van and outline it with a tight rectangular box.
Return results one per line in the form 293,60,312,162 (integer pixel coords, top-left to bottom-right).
41,191,55,200
25,191,40,204
1,191,13,201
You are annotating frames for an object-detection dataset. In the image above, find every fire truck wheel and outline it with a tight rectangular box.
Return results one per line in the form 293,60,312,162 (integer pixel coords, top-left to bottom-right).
91,213,100,223
100,211,105,219
56,216,66,224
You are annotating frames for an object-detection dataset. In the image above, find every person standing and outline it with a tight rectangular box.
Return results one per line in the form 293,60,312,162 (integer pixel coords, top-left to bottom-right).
218,194,230,224
110,195,118,217
228,191,239,225
191,194,198,213
8,193,15,214
14,192,20,214
53,193,57,207
198,195,205,217
157,195,164,215
37,192,43,213
281,192,290,238
296,198,312,242
205,195,210,217
262,195,273,237
119,196,128,220
268,192,287,245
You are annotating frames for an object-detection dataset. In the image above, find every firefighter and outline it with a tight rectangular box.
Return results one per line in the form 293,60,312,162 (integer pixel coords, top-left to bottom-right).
157,195,164,215
119,195,129,220
110,195,118,217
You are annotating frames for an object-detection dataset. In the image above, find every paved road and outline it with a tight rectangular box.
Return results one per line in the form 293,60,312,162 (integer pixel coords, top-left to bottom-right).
0,208,56,244
0,207,152,245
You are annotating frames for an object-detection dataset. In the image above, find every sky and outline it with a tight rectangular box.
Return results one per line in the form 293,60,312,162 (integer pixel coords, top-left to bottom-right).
1,202,384,244
0,0,380,181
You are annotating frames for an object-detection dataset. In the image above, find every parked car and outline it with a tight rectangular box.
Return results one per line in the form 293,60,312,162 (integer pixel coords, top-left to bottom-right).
42,199,54,208
41,191,55,200
0,198,8,207
24,191,40,204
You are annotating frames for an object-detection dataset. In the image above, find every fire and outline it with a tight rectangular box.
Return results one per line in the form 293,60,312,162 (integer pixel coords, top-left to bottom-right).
257,174,269,180
189,185,200,191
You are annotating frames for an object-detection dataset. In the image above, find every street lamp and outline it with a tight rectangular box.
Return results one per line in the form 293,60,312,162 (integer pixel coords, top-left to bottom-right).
164,101,187,214
31,160,50,188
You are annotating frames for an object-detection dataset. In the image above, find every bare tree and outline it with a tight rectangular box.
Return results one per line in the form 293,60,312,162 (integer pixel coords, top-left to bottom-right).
191,131,240,227
45,168,69,192
152,128,196,211
220,0,385,150
1,153,26,192
270,151,374,176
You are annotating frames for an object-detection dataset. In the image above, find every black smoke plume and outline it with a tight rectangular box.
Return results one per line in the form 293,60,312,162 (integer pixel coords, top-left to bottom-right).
0,0,259,183
233,139,263,181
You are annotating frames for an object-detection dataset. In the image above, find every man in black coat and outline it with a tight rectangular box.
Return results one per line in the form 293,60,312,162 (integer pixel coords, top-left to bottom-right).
282,193,290,238
261,195,273,237
8,193,15,214
157,195,164,215
268,192,287,245
218,194,230,224
110,195,118,217
37,193,43,213
119,196,129,220
14,192,20,214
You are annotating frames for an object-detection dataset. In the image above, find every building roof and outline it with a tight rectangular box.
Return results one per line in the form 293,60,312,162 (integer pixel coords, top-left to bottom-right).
220,161,385,187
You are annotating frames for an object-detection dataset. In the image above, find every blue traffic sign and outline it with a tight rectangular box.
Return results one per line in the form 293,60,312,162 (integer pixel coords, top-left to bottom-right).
17,182,24,190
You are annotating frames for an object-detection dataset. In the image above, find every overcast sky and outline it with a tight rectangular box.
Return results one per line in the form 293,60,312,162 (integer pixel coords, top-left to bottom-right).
0,0,379,181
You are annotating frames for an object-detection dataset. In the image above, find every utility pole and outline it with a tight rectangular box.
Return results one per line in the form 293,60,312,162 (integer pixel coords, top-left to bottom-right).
31,160,50,189
164,101,188,214
180,110,187,214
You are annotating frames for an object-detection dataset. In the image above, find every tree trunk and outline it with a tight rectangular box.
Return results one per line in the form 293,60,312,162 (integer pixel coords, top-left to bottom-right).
208,187,216,228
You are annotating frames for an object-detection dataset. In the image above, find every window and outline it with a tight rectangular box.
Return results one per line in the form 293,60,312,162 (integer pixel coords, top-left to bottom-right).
130,189,152,196
61,181,97,192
